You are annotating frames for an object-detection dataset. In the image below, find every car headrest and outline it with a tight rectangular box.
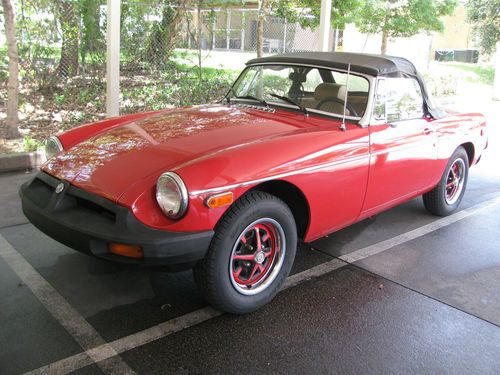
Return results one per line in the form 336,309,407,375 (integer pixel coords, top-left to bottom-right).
314,83,347,101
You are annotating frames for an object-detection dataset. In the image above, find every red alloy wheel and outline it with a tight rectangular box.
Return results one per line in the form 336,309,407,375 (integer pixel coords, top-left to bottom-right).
445,158,466,205
229,218,285,295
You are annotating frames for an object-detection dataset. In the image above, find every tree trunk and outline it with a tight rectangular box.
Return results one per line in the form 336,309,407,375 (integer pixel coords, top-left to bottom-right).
381,29,388,55
144,1,186,65
57,1,80,77
197,4,202,81
1,0,20,139
256,0,268,57
80,0,105,68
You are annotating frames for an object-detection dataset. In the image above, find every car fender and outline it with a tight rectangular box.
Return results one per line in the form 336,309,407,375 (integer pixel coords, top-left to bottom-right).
120,122,370,242
431,112,487,183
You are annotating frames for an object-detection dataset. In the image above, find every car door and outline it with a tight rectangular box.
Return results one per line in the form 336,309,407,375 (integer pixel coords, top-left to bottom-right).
361,76,437,216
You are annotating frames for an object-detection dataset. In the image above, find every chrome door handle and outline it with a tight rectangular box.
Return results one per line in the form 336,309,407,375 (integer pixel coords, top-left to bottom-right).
423,128,434,135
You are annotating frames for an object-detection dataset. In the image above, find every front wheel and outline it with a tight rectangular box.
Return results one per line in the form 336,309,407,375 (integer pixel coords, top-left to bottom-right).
423,147,469,216
193,191,297,314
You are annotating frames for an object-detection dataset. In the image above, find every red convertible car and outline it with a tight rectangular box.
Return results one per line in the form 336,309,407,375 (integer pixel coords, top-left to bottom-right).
20,52,487,313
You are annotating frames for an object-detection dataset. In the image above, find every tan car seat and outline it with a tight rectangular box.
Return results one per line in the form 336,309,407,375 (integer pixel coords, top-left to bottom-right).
314,83,350,115
307,83,349,115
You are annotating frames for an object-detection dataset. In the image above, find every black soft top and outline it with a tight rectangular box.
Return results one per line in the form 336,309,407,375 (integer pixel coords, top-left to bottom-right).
247,51,419,77
246,52,445,119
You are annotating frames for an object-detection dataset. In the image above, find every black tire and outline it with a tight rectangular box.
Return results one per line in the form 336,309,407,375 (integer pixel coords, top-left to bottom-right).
193,191,297,314
423,146,469,216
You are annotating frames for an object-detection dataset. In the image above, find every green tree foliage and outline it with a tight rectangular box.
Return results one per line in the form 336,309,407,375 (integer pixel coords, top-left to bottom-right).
254,0,363,56
257,0,363,31
123,1,244,67
356,0,457,54
79,0,106,66
466,0,500,54
15,0,106,81
295,0,363,30
142,2,183,65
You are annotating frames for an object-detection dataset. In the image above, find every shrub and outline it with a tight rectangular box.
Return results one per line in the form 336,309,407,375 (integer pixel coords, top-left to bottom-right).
23,136,44,152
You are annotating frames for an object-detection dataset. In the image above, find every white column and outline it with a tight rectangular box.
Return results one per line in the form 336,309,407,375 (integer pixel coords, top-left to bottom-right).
494,41,500,101
106,0,121,117
283,19,287,53
318,0,331,52
241,11,245,51
212,17,216,49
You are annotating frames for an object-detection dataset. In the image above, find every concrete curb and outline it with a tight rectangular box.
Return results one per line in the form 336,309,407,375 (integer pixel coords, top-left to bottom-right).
0,151,46,173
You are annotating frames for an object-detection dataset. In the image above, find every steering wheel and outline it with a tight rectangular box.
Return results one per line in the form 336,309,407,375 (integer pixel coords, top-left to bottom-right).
315,97,359,117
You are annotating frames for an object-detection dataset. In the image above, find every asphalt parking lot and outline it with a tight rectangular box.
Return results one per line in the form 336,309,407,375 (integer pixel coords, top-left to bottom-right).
1,103,499,374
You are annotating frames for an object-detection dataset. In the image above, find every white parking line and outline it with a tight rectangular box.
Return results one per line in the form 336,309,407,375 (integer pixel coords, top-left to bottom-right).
6,195,500,375
340,196,500,263
0,236,136,375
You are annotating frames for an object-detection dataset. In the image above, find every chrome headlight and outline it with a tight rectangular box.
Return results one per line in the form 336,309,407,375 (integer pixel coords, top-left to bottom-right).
45,136,64,159
156,172,188,219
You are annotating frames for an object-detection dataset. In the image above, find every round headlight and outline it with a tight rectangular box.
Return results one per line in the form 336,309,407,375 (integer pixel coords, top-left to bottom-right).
156,172,188,219
45,136,64,159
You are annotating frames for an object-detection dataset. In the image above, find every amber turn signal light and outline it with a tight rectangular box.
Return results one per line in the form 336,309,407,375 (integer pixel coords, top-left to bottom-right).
206,192,234,208
109,243,143,259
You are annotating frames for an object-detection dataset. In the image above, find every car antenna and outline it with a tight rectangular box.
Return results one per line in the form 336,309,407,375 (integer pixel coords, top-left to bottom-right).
340,63,351,132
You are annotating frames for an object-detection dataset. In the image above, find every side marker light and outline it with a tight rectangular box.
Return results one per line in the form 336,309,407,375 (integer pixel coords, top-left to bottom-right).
206,192,234,208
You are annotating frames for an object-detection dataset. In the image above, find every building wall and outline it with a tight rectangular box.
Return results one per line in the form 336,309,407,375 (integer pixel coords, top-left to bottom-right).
342,24,433,71
432,6,472,51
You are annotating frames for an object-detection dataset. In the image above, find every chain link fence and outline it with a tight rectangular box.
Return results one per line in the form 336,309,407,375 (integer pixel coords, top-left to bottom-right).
118,3,319,113
1,0,107,144
16,1,107,84
119,4,317,68
1,1,319,147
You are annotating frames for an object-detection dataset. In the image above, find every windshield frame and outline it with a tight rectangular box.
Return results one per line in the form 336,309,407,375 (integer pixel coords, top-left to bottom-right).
226,62,376,127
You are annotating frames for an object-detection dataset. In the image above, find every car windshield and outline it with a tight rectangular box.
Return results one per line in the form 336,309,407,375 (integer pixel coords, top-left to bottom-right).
229,64,370,119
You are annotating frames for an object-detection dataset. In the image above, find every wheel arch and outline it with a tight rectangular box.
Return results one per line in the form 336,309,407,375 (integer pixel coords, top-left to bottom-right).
460,142,475,166
248,180,310,239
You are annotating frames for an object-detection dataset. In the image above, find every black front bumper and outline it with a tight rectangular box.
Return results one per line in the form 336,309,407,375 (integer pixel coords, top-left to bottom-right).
19,172,214,270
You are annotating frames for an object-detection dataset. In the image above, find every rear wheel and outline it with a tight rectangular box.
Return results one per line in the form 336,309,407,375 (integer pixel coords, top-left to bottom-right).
193,191,297,314
423,147,469,216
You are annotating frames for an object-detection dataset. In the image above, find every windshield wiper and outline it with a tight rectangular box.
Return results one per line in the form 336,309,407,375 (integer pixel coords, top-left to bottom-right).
225,88,269,108
235,94,269,108
268,93,308,115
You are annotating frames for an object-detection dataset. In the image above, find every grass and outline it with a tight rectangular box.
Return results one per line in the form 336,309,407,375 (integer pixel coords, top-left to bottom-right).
440,62,495,85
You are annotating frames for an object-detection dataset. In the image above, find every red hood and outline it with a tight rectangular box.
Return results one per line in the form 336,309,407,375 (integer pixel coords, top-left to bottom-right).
42,104,312,201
